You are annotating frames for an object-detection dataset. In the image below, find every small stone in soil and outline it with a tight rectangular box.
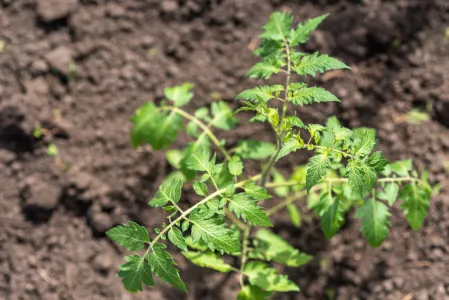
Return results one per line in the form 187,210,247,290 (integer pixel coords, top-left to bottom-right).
23,179,61,210
45,46,73,76
37,0,78,22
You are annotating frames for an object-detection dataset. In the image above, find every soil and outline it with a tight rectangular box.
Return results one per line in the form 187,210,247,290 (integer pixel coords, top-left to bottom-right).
1,0,449,299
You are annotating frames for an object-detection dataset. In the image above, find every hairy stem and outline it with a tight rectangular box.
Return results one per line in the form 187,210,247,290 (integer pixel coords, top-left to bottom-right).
266,191,307,216
239,226,250,287
160,106,232,161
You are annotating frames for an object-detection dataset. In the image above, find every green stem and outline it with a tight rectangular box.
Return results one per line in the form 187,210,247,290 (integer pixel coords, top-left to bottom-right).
266,191,307,216
239,226,250,287
265,176,422,189
160,106,232,161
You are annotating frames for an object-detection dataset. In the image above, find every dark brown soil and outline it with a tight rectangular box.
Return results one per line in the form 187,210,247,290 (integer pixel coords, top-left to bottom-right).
1,0,449,299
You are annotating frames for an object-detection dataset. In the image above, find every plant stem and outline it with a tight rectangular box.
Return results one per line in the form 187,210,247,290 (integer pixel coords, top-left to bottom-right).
160,106,232,161
266,191,307,216
239,226,250,287
259,42,292,187
265,176,422,190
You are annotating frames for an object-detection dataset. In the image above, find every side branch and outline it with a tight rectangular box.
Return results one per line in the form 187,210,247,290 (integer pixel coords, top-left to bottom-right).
160,106,232,161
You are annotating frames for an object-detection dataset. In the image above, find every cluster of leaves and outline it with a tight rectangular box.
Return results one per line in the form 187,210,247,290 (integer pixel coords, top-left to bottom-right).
107,11,434,299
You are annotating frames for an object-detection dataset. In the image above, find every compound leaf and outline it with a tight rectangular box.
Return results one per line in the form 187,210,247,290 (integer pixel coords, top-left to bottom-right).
306,154,331,192
293,52,349,77
228,193,272,226
164,83,194,107
148,243,187,292
149,177,183,207
355,198,391,247
106,221,150,251
182,251,234,273
117,255,155,293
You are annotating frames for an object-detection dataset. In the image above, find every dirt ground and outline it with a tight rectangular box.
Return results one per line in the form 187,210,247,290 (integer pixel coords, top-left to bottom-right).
1,0,449,299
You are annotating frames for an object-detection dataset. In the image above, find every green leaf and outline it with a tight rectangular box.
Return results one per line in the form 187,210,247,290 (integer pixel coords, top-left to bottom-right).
117,255,155,293
306,154,331,192
377,183,399,206
347,160,377,196
236,85,284,103
228,193,272,226
106,221,150,251
193,181,208,197
165,150,183,169
331,126,353,143
149,177,183,207
286,204,301,227
130,103,182,149
229,156,243,176
293,52,350,77
367,152,389,173
276,138,303,161
247,62,281,79
255,229,312,267
182,251,234,273
352,129,376,157
210,101,238,130
244,261,299,292
288,86,339,106
289,14,328,46
260,11,293,41
234,140,276,160
254,39,283,60
400,184,430,231
189,212,241,254
185,148,210,172
237,285,272,300
390,160,413,177
272,170,289,197
164,83,194,107
355,198,391,247
244,182,271,200
168,227,187,252
321,198,344,238
148,243,187,292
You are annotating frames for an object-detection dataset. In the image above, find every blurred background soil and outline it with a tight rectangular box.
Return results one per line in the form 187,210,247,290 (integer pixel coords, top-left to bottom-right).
1,0,449,299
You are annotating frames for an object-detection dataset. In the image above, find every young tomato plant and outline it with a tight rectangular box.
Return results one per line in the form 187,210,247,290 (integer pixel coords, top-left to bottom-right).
107,12,432,298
